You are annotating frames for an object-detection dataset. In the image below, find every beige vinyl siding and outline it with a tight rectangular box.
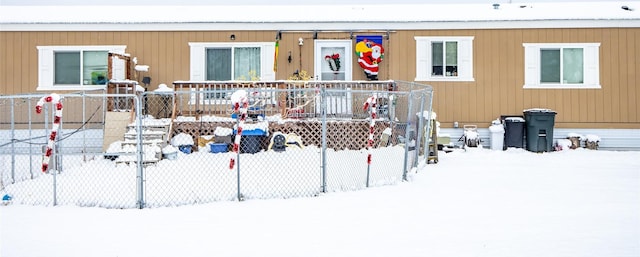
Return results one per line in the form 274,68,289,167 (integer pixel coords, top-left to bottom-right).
403,28,639,129
1,28,638,129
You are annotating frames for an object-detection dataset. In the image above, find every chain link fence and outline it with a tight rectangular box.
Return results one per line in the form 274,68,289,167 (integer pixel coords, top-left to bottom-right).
0,81,433,208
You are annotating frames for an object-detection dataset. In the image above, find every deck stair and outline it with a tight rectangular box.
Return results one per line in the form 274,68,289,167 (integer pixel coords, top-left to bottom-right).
116,120,172,165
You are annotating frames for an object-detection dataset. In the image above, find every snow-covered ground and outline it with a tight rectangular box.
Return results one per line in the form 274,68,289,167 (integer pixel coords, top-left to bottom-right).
1,147,639,257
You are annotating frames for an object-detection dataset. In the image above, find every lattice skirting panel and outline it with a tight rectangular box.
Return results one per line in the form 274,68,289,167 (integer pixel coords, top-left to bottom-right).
171,120,408,151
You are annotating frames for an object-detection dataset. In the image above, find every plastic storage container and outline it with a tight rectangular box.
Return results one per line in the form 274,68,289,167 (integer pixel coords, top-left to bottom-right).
240,135,263,154
178,145,193,154
523,109,557,152
162,151,177,160
235,128,267,154
210,143,229,153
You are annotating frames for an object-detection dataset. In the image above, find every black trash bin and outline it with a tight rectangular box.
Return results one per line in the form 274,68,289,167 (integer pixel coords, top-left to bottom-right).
240,135,264,154
501,116,525,149
234,127,267,154
523,109,557,152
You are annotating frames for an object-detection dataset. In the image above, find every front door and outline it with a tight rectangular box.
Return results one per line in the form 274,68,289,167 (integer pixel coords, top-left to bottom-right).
314,40,352,81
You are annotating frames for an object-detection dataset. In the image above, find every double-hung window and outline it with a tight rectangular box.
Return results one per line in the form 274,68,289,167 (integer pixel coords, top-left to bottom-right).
37,45,126,91
415,36,474,82
189,42,275,82
523,43,600,89
189,42,276,103
205,47,261,82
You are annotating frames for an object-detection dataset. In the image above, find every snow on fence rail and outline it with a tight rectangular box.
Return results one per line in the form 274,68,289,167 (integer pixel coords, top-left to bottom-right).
0,81,434,208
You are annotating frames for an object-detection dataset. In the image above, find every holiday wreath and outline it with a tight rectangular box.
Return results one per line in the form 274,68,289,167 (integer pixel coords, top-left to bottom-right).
325,53,341,72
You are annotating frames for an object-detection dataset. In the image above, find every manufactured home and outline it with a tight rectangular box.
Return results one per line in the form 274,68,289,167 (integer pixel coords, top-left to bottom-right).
1,2,639,149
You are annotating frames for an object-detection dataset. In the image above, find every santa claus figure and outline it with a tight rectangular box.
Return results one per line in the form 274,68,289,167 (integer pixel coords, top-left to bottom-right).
355,39,384,80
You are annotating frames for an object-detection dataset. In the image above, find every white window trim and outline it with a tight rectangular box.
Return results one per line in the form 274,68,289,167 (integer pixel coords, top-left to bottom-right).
415,36,474,82
523,43,601,89
37,45,126,91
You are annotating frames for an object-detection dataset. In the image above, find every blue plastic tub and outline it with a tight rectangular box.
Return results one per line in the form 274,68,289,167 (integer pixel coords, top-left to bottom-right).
210,143,228,153
178,145,192,154
233,128,267,136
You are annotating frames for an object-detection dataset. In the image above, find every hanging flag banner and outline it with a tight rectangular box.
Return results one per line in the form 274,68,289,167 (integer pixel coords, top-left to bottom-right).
273,39,280,72
355,35,384,80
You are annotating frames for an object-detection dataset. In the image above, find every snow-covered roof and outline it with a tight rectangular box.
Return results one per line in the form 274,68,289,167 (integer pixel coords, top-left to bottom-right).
1,2,638,31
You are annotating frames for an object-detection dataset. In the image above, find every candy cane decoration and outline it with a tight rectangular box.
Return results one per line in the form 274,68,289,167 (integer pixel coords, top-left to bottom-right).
364,95,377,165
363,95,377,187
35,93,63,173
229,90,249,170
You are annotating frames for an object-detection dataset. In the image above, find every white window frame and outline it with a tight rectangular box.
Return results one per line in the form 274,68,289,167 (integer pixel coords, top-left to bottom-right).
189,42,275,82
523,43,600,89
37,45,127,91
188,42,276,105
415,36,474,82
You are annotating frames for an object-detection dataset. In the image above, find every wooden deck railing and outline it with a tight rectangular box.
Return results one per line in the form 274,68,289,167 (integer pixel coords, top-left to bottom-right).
106,81,141,112
171,80,397,121
105,80,399,121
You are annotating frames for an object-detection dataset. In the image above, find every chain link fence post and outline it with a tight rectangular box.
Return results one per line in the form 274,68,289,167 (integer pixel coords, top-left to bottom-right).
235,116,242,201
10,97,16,185
135,95,145,209
321,85,327,193
402,90,414,181
414,93,426,169
424,90,434,163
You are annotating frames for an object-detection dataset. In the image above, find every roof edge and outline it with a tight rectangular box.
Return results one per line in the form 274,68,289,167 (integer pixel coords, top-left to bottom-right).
2,19,639,32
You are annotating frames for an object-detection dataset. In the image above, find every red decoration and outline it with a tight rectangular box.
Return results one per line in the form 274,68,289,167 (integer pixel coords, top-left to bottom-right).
36,93,62,173
364,95,377,166
325,53,341,72
229,90,249,171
